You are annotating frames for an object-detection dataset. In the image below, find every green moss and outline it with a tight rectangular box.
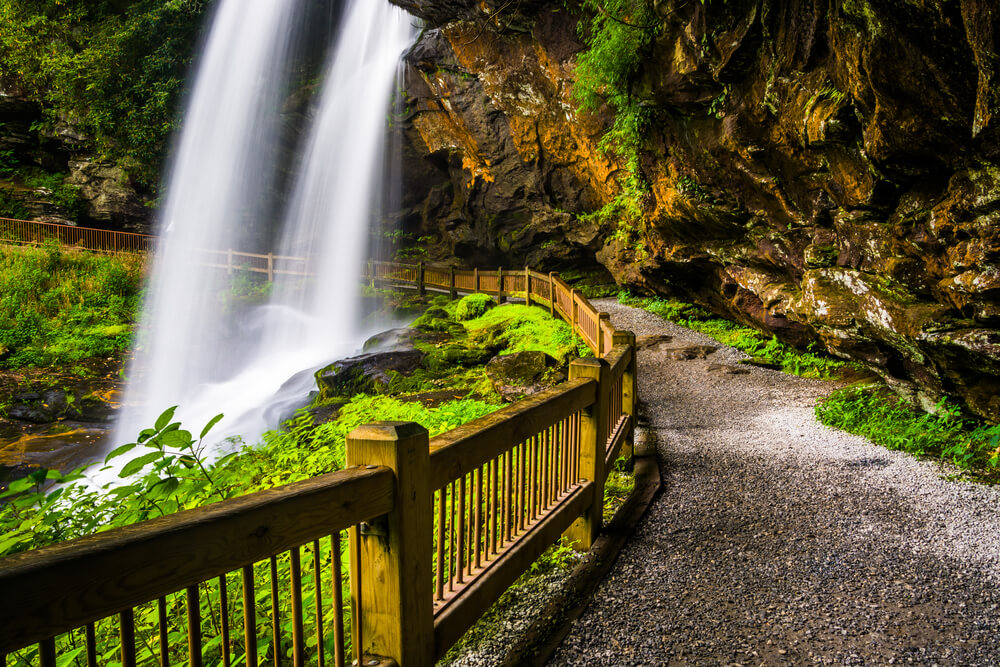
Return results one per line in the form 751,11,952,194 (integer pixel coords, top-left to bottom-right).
453,293,495,321
464,304,587,363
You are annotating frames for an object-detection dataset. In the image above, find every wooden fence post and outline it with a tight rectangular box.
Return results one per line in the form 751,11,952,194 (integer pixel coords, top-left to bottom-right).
548,272,556,316
368,260,375,288
613,330,637,464
597,312,611,356
346,422,434,667
227,249,233,276
449,267,457,299
267,253,274,282
524,267,532,306
565,357,609,551
571,289,579,335
417,262,425,296
474,267,480,293
497,267,506,303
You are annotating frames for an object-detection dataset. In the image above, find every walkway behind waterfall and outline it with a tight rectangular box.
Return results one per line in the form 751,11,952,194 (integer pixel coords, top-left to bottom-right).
550,300,1000,666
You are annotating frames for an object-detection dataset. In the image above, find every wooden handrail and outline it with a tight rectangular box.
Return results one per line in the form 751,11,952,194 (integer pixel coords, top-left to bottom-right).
0,465,394,654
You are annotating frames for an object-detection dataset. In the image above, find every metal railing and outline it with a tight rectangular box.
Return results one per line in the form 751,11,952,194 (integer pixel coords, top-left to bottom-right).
0,260,638,667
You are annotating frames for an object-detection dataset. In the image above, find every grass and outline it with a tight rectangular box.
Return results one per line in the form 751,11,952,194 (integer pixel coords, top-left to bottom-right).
618,292,851,379
816,384,1000,481
0,240,145,368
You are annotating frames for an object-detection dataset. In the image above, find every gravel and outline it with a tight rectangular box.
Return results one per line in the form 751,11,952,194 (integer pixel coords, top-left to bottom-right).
549,299,1000,666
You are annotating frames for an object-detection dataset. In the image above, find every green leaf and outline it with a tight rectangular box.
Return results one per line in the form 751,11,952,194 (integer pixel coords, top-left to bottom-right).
154,406,178,431
200,413,224,439
119,452,163,478
137,428,156,443
158,428,193,450
105,442,137,463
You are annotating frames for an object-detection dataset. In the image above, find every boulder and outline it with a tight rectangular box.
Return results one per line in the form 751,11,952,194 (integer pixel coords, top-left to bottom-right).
485,351,564,401
315,349,426,399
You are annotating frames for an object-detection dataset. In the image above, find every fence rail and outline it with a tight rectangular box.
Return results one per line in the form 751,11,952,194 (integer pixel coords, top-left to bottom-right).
1,259,638,667
0,217,154,254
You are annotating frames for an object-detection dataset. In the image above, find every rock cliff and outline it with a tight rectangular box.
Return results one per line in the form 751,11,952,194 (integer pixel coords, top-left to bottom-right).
389,0,1000,421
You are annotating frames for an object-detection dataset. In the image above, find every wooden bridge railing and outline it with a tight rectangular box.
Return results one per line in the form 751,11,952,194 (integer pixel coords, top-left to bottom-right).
0,260,637,667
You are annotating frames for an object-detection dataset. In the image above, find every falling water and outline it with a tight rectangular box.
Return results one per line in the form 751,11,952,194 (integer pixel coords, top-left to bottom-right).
115,0,416,449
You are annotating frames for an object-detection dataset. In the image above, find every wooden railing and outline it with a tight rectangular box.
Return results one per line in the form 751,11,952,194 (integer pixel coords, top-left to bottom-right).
0,217,154,254
0,260,637,667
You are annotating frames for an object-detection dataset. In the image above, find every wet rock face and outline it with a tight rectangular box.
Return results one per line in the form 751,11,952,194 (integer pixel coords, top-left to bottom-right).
390,0,1000,421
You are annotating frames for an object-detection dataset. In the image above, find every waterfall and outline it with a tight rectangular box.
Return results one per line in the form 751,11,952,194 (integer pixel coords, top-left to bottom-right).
115,0,416,450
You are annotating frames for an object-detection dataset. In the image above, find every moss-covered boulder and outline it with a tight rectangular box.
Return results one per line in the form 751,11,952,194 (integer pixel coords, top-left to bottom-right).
485,351,565,402
315,349,426,400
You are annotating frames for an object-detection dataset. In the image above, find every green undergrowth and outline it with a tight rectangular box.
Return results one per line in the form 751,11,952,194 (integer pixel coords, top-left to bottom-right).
619,292,850,379
816,385,1000,481
0,240,145,368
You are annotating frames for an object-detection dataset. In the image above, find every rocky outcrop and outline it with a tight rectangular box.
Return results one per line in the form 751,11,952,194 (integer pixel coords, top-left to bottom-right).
389,0,1000,421
0,77,153,231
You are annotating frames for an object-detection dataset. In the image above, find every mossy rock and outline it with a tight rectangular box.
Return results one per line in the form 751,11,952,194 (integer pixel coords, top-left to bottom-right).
454,293,495,321
424,346,495,372
412,315,454,332
315,349,426,400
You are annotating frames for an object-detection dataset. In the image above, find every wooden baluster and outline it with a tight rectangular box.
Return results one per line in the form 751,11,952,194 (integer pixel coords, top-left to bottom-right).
474,467,483,570
502,449,512,544
219,575,232,667
490,457,499,555
290,548,305,667
119,608,137,667
39,638,56,667
158,597,170,667
313,543,324,667
86,622,97,667
242,565,257,667
331,533,346,667
457,475,466,583
269,557,280,667
448,481,456,591
187,586,203,667
436,489,446,600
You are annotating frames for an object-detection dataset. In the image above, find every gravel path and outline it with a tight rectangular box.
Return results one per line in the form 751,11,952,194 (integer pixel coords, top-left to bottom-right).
549,300,1000,666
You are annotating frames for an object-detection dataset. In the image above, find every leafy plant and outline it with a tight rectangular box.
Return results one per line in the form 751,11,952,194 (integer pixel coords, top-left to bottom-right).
0,240,145,367
816,385,1000,478
573,0,659,249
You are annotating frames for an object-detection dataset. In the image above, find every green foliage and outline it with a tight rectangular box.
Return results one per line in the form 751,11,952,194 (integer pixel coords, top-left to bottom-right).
453,292,495,321
620,292,850,379
464,303,588,363
816,385,1000,478
0,189,29,219
9,168,84,218
602,456,635,521
0,241,145,367
573,0,658,248
0,0,207,185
